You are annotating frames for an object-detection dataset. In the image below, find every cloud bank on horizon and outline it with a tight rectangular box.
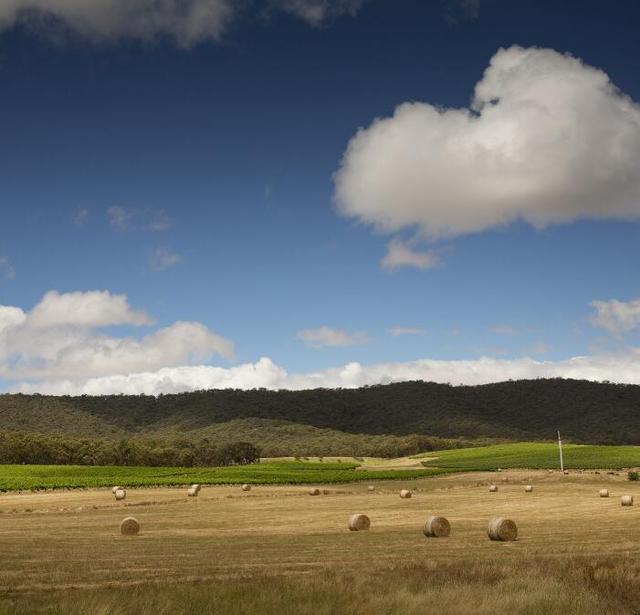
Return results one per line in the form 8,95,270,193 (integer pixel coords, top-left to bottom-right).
335,46,640,249
2,290,640,395
11,351,640,396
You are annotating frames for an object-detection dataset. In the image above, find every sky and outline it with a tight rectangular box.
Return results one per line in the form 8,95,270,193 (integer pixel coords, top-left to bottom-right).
2,0,640,395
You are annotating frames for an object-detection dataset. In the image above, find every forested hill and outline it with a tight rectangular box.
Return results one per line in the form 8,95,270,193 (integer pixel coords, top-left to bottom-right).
1,378,639,446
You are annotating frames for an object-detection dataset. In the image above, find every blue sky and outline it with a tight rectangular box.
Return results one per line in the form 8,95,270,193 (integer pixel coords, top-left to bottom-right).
2,0,640,394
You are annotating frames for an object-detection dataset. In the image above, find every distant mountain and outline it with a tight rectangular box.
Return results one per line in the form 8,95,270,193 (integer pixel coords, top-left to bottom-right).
1,379,639,453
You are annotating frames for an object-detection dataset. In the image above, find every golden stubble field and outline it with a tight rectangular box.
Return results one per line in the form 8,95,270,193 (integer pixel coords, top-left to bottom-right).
1,469,639,598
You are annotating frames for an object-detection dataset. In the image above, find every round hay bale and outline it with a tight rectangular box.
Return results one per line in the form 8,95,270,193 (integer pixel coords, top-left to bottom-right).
599,489,609,498
347,514,370,531
367,485,375,492
309,488,321,496
621,495,634,506
120,516,140,536
242,484,251,492
399,489,412,499
187,486,198,497
487,517,517,542
111,486,121,494
488,485,498,493
525,485,533,493
114,488,126,501
423,516,451,538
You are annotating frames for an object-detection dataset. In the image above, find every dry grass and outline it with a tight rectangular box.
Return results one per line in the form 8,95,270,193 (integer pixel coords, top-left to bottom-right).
1,557,639,614
0,470,638,613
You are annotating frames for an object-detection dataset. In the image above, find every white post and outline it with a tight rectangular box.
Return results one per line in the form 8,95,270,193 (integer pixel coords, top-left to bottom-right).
557,430,564,473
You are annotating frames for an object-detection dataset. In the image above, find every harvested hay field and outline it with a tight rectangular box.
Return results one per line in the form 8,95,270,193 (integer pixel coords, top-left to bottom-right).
0,470,639,613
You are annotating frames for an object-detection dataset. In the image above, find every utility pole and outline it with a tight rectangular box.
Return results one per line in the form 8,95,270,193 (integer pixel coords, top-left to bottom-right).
557,430,564,473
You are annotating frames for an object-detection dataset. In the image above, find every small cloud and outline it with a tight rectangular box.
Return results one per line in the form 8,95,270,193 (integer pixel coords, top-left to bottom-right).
381,238,442,271
268,0,369,27
590,298,640,337
146,211,173,232
522,342,551,355
107,206,172,232
0,256,15,281
149,247,182,271
490,324,520,336
107,206,133,230
27,289,153,329
296,326,370,348
73,208,89,228
388,327,427,337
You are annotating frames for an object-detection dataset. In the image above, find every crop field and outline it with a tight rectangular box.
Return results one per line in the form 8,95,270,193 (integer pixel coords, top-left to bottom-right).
418,442,640,470
1,468,640,614
0,460,451,491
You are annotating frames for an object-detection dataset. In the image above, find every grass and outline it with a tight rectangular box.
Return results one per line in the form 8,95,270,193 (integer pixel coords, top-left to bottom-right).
0,460,451,491
1,557,637,614
0,470,639,613
418,442,640,470
2,445,640,612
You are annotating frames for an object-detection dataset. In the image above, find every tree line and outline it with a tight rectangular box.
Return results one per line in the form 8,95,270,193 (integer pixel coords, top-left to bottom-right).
0,431,260,467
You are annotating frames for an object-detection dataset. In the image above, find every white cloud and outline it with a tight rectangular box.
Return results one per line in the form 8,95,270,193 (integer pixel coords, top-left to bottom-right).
149,247,182,271
0,256,15,281
0,290,233,381
0,0,234,47
107,206,172,232
27,290,152,328
388,327,426,336
269,0,368,26
0,0,373,45
381,238,442,271
335,46,640,240
296,326,369,348
14,350,640,395
590,298,640,336
0,306,26,334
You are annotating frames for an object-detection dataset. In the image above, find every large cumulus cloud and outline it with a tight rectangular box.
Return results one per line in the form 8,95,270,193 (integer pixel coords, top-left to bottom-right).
335,46,640,239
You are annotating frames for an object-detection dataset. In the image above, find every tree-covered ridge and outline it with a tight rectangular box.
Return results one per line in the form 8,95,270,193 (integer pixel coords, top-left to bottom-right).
2,378,640,450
